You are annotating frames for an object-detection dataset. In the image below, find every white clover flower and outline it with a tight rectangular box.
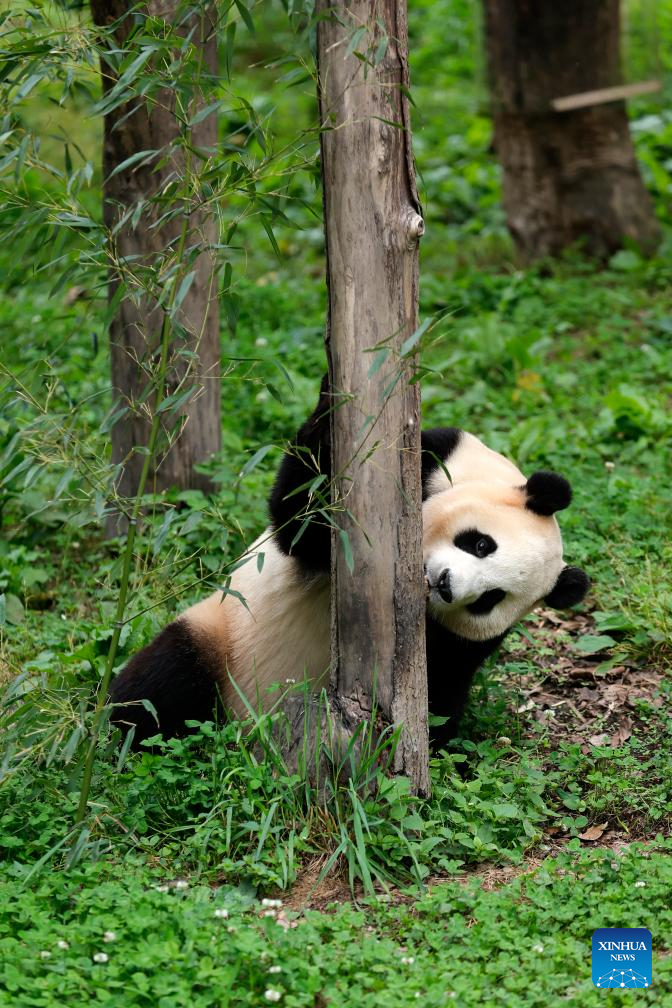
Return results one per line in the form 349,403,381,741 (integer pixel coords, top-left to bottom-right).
533,944,544,953
635,881,646,888
56,940,69,951
285,678,296,685
103,931,117,943
93,952,109,964
263,909,277,918
255,337,269,348
214,908,229,919
261,898,282,908
155,884,170,893
264,990,282,1003
268,965,282,974
227,926,236,933
40,950,51,959
401,956,415,965
174,879,189,890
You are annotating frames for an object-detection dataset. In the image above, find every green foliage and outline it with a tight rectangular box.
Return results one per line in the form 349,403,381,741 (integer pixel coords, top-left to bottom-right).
1,0,672,1002
1,842,672,1006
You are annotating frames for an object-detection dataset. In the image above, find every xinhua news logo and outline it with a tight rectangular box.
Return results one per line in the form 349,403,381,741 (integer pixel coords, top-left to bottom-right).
592,928,652,988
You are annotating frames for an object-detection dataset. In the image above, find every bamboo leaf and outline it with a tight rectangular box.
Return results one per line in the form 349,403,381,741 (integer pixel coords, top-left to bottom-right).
374,32,388,65
290,516,311,549
188,100,223,126
156,384,198,415
108,149,158,179
339,528,354,574
259,215,281,260
234,0,255,34
346,26,367,57
172,269,196,312
239,443,274,479
367,347,390,377
400,316,432,357
15,72,43,101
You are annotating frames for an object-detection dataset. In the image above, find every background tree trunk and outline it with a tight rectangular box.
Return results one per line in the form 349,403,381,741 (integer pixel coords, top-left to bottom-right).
483,0,661,260
317,1,428,794
91,1,220,527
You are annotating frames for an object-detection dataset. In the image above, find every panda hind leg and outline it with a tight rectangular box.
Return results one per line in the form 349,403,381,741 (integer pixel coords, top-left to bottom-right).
109,620,221,749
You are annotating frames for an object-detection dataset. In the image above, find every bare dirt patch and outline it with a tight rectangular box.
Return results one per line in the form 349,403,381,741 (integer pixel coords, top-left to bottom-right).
504,609,667,752
283,858,361,912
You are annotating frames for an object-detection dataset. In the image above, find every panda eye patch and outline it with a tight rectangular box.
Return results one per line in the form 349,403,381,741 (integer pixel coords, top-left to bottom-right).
454,530,497,558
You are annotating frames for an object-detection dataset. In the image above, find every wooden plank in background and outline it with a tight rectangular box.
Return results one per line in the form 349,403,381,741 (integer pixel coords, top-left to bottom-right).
552,79,661,112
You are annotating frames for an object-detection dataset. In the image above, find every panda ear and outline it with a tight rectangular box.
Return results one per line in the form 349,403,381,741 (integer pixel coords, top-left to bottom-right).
545,566,590,609
525,471,572,516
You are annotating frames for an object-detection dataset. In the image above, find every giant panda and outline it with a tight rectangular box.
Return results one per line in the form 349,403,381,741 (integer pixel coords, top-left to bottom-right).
110,379,589,750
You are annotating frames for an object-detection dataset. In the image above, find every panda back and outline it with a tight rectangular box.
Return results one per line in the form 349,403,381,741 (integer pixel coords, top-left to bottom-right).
183,532,331,715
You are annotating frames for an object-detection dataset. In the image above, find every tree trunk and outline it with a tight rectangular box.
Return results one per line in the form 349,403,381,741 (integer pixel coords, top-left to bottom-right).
91,1,220,527
317,1,429,794
483,0,661,260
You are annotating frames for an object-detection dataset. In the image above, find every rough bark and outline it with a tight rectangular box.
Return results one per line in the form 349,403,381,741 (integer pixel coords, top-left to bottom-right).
483,0,661,260
317,1,428,794
91,1,220,526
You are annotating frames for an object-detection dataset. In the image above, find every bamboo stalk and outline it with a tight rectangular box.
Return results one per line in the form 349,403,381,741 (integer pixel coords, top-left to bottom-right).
75,226,188,826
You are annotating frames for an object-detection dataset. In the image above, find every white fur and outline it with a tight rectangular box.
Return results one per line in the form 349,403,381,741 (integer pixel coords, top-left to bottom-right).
427,430,524,495
182,430,566,703
423,484,564,641
183,534,330,715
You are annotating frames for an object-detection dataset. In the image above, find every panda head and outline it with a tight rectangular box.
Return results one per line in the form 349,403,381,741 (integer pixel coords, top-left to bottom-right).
423,470,589,642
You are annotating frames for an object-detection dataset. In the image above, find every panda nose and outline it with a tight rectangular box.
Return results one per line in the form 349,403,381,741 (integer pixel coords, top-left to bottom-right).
438,569,452,603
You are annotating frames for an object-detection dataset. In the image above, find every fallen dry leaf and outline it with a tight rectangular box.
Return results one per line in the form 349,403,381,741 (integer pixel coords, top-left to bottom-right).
610,718,633,747
579,822,608,842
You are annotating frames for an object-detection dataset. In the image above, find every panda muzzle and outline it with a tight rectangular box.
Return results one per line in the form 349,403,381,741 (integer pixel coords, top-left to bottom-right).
437,569,453,604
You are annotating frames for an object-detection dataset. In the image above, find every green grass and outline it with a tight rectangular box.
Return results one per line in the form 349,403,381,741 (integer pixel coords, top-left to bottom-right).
1,842,671,1006
2,242,672,1000
2,0,672,1002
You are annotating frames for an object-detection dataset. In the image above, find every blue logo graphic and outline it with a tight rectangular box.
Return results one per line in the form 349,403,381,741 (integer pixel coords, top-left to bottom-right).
592,928,652,988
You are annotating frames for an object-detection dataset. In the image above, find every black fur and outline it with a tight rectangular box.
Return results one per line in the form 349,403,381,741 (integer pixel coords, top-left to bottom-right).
269,375,332,572
454,529,497,558
545,565,590,609
466,588,506,615
109,621,220,747
421,427,462,500
112,379,587,751
269,385,463,566
525,470,572,516
268,387,500,746
426,618,505,751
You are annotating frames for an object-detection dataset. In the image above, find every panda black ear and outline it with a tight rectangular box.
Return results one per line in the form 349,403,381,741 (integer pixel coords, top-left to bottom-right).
545,566,590,609
525,471,572,516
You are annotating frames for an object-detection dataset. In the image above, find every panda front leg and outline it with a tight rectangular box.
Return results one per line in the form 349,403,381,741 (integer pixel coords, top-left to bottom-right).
268,374,333,574
426,619,506,752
